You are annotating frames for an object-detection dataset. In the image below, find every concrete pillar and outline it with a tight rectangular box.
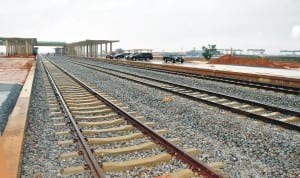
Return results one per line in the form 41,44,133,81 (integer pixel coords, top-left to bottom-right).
5,40,9,56
100,44,102,57
94,44,97,57
89,44,92,57
83,45,85,57
86,44,88,57
95,44,98,57
110,42,112,54
105,43,108,55
91,44,94,57
12,43,16,56
16,44,19,56
25,40,29,56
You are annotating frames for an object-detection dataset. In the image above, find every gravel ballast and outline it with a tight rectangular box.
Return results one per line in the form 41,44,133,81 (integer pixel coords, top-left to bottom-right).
67,57,300,112
21,56,300,177
21,59,62,177
51,57,299,177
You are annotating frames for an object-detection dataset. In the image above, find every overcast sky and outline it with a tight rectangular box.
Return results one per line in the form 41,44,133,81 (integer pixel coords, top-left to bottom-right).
0,0,300,54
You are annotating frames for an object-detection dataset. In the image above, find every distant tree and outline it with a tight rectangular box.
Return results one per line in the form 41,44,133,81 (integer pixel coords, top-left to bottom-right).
115,48,125,54
202,44,217,60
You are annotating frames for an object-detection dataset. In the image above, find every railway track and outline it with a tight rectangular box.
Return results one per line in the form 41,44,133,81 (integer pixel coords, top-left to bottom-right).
56,57,300,132
78,57,300,95
41,57,224,177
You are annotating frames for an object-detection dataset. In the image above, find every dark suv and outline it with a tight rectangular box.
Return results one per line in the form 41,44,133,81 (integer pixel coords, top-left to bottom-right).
163,55,184,63
114,53,131,59
130,53,153,61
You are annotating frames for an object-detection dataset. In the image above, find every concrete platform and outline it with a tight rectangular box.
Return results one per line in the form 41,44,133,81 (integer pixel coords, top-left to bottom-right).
0,57,35,178
93,58,300,88
151,60,300,79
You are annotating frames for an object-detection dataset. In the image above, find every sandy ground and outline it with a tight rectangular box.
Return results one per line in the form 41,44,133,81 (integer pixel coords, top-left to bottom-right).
0,58,35,84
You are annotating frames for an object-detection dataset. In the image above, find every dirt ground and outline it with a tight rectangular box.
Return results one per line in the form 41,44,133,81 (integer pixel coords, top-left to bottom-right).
0,58,35,84
208,55,300,70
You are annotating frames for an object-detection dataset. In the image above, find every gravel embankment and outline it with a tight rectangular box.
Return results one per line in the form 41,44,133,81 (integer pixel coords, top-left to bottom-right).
0,83,22,133
52,57,300,177
67,57,300,112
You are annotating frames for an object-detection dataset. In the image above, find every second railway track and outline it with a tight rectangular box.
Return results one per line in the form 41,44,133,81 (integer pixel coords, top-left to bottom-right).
85,57,300,95
51,56,300,132
41,57,224,177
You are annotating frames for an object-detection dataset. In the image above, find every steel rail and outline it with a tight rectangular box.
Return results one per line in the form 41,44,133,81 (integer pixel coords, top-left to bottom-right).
41,59,105,178
48,59,224,178
80,57,299,94
63,59,300,132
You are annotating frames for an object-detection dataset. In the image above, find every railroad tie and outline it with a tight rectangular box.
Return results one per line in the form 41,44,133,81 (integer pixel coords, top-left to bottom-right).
65,98,99,103
50,116,65,121
74,113,118,121
180,90,194,94
55,122,155,135
261,112,280,117
67,101,104,107
59,138,181,159
49,112,64,117
77,118,125,127
232,104,250,109
53,123,66,127
245,108,265,113
195,94,208,97
49,107,61,112
214,98,227,103
60,148,200,175
281,116,300,123
64,95,90,99
222,101,238,106
57,129,168,146
173,88,188,92
202,96,218,100
48,103,59,107
72,108,112,115
69,105,108,111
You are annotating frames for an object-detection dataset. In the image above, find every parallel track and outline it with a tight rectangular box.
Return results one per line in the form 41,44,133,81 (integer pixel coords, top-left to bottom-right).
41,57,223,177
58,57,300,132
90,57,300,95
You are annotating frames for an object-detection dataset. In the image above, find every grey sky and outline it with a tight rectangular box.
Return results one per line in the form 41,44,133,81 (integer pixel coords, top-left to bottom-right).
1,0,300,54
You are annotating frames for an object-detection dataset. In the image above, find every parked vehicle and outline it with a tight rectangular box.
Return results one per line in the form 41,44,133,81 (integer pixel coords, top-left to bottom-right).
114,53,131,59
163,55,184,63
124,53,131,59
129,53,153,61
126,53,137,60
106,54,114,59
